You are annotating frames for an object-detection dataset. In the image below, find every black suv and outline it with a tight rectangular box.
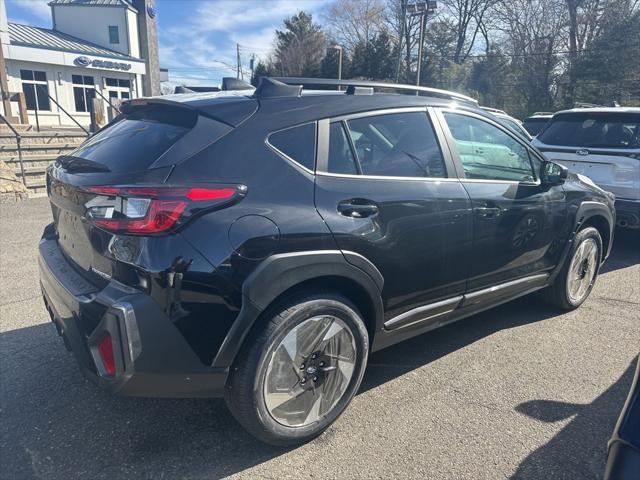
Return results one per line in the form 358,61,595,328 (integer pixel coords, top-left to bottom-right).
39,78,615,445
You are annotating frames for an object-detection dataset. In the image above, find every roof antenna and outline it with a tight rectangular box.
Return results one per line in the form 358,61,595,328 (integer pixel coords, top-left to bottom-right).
254,78,302,99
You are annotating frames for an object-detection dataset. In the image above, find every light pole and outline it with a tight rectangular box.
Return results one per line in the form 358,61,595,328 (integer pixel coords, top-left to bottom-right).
407,1,437,88
329,44,343,81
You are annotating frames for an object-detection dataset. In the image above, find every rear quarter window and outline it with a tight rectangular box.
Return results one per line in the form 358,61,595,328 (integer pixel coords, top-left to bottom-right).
268,123,316,171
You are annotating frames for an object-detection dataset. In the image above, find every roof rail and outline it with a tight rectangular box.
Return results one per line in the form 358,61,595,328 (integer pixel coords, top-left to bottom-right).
271,77,479,105
532,111,554,116
480,106,507,116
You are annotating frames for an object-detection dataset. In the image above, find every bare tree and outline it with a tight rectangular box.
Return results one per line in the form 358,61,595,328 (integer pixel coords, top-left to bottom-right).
439,0,498,63
323,0,387,54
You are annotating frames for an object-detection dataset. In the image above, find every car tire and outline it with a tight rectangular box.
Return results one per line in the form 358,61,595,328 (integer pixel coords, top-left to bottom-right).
541,226,603,310
224,291,369,446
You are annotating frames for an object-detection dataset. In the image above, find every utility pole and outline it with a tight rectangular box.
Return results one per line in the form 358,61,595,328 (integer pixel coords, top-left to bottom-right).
407,1,437,88
250,54,255,83
236,43,242,80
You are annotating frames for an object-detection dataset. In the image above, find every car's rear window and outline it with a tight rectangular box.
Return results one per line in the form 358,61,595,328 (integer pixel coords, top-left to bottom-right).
69,104,197,173
537,112,640,148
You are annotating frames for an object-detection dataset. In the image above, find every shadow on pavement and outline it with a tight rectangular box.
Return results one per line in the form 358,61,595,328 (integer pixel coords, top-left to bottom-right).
599,227,639,274
1,295,563,479
512,358,637,479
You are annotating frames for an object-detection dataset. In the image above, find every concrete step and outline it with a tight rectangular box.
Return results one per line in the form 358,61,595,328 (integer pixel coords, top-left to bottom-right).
0,143,78,159
0,132,87,145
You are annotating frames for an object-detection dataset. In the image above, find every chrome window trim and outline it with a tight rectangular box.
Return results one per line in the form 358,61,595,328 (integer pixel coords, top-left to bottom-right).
315,171,461,182
328,106,428,123
265,121,318,175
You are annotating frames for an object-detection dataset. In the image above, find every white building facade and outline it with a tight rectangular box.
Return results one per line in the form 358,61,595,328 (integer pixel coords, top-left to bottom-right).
0,0,156,127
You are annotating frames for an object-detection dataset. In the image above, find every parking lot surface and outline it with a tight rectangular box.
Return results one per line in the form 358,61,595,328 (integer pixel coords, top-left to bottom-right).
1,197,638,480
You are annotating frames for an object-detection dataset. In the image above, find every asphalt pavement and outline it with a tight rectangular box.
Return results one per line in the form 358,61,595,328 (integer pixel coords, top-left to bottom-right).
1,197,638,479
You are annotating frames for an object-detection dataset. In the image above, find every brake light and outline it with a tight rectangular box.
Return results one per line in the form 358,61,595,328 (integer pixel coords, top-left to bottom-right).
98,333,116,377
84,185,245,234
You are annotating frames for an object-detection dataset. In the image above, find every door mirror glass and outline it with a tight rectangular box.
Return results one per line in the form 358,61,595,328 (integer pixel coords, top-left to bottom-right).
541,161,568,186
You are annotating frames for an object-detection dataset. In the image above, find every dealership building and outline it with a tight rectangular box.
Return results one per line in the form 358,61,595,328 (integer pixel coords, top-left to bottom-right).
0,0,160,127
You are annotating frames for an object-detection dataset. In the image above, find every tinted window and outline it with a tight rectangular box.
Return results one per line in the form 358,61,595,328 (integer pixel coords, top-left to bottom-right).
444,113,535,182
345,112,446,178
538,112,640,148
523,117,550,136
69,105,197,173
327,122,358,174
269,123,316,170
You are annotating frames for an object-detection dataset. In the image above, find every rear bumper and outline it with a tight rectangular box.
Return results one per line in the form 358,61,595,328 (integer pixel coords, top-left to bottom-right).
615,199,640,229
38,233,228,398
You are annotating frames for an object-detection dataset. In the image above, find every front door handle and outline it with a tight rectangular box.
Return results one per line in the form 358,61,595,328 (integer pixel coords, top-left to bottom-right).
338,199,379,218
475,206,501,219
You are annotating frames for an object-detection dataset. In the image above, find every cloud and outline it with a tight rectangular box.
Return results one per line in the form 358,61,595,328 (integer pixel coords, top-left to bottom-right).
159,0,328,84
8,0,50,22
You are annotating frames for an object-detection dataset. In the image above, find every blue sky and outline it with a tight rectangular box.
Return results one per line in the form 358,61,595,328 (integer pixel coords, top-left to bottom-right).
5,0,330,85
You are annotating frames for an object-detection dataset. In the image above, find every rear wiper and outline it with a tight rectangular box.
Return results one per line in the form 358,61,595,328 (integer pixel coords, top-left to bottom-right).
57,155,111,173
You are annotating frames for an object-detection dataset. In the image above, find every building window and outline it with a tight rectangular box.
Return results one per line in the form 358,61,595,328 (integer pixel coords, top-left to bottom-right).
20,69,51,111
104,78,131,103
72,75,96,113
108,25,120,44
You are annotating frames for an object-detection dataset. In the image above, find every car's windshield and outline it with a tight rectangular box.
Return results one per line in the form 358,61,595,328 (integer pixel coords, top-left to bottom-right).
537,112,640,148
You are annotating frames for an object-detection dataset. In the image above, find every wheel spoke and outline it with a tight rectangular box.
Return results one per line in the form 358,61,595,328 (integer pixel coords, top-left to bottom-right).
264,315,357,427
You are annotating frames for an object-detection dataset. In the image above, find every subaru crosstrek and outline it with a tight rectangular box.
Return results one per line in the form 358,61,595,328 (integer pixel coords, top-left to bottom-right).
39,77,615,445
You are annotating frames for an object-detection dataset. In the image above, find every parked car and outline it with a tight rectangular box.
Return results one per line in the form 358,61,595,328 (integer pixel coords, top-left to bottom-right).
39,77,615,446
523,112,554,136
532,108,640,228
481,107,532,141
605,356,640,479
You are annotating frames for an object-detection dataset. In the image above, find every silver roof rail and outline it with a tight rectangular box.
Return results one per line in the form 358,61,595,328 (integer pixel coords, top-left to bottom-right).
271,77,479,106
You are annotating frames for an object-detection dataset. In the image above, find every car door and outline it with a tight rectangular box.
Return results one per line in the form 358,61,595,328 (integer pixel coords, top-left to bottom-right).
436,109,569,293
314,108,473,325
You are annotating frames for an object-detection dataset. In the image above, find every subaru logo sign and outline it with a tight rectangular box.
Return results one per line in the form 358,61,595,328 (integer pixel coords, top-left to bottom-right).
74,56,91,67
147,3,157,18
576,149,590,156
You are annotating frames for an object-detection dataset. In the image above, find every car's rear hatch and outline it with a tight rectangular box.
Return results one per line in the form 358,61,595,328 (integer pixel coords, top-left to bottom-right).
532,111,640,200
47,95,257,278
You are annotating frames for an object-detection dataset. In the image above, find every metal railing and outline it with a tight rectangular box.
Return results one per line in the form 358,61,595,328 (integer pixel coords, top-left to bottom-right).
34,84,90,136
0,112,26,187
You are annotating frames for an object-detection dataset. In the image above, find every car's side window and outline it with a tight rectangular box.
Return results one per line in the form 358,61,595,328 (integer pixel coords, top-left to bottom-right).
444,112,536,182
327,122,359,174
268,122,316,171
345,112,447,178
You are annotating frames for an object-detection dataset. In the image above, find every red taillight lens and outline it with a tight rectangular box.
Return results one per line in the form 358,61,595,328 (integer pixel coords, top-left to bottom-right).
98,333,116,377
84,185,244,234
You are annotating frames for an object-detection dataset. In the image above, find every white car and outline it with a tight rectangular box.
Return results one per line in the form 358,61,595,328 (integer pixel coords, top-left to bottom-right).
481,107,532,141
532,108,640,228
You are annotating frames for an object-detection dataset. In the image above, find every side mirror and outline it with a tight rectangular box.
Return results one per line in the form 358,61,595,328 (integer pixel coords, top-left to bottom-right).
541,161,568,186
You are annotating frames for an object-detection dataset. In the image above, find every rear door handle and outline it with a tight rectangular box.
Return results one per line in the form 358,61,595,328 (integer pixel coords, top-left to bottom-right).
475,207,501,219
338,199,379,218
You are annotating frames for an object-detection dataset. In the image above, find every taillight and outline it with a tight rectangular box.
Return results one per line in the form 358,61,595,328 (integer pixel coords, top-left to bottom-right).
98,333,116,377
84,185,246,234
